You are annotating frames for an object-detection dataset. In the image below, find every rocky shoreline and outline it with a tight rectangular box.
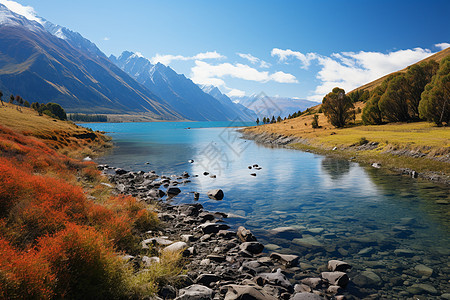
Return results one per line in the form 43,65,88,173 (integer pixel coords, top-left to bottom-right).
98,164,362,300
239,130,450,185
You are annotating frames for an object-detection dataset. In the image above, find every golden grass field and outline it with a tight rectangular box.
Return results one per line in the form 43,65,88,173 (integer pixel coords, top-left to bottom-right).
245,102,450,180
0,102,111,158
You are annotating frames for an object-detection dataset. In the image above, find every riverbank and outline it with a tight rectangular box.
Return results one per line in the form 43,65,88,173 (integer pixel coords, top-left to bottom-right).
241,120,450,185
101,162,450,299
101,164,373,300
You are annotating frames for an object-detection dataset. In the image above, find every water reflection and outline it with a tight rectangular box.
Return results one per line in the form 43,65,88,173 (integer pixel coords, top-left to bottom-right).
321,157,351,181
83,122,450,297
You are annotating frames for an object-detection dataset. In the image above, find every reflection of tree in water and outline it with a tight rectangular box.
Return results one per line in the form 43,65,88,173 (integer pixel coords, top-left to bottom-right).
365,167,450,230
321,157,350,181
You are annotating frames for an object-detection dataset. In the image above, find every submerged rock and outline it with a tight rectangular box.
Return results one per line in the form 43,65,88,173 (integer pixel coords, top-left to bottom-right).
353,270,382,287
327,260,351,272
320,271,349,287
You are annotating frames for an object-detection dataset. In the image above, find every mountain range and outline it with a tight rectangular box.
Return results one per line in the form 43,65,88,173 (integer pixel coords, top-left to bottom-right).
0,4,314,121
231,94,319,118
0,4,180,119
110,51,256,121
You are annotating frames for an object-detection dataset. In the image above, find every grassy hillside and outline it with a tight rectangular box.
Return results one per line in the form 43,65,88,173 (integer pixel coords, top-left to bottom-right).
350,47,450,93
0,102,111,157
245,110,449,181
0,103,183,298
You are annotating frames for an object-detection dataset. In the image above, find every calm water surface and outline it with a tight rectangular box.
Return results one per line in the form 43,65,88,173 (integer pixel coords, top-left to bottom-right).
84,121,449,297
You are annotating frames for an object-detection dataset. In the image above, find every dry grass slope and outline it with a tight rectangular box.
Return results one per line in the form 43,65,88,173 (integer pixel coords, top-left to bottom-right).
350,47,450,93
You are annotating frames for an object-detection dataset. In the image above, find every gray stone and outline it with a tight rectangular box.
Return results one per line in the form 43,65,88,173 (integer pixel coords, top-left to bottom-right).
290,293,324,300
207,189,224,200
269,226,302,239
256,268,291,289
196,274,220,286
353,270,382,287
406,283,438,295
163,241,187,253
327,260,351,272
300,277,322,289
414,264,433,277
223,284,277,300
394,248,415,257
198,222,230,234
293,236,324,248
167,187,181,195
320,271,349,287
270,252,299,267
176,284,213,300
358,247,375,256
240,242,264,254
237,226,256,242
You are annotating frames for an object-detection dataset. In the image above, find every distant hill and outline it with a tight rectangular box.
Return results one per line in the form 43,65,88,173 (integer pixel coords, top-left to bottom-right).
110,51,255,121
351,47,450,93
0,4,181,120
231,94,319,118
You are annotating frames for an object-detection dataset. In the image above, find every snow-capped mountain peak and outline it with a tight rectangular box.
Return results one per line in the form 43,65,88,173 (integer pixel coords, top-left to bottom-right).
0,3,44,32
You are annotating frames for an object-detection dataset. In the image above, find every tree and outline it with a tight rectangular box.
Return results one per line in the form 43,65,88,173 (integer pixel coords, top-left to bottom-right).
256,117,260,125
419,57,450,126
322,87,355,128
311,114,319,128
404,60,439,119
362,86,385,125
277,116,282,123
40,103,67,120
24,100,30,108
271,116,275,124
0,90,3,106
378,75,410,122
9,95,14,104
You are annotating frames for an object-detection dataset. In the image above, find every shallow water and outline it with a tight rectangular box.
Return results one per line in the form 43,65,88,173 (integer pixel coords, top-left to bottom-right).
84,121,450,297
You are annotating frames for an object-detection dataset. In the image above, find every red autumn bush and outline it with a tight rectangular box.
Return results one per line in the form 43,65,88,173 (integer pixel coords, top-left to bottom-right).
37,224,129,298
0,123,162,298
0,238,55,299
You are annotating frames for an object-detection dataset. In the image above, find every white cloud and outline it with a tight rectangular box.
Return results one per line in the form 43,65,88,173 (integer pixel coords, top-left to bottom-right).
271,48,317,69
305,48,434,101
237,52,271,68
190,60,298,87
0,0,43,23
269,71,298,83
150,51,225,65
435,42,450,50
237,53,259,64
103,37,110,41
226,88,246,97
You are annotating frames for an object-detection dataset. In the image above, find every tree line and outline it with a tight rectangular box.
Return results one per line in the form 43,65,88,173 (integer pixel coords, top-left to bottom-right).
322,56,449,128
360,57,449,126
69,113,108,122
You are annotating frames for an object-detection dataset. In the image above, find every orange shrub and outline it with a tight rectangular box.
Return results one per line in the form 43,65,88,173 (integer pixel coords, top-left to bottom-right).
0,238,55,299
37,224,129,298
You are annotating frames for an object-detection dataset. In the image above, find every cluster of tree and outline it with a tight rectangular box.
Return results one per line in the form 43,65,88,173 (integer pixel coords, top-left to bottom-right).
287,110,304,119
0,92,31,108
322,87,355,128
348,89,370,103
69,113,108,122
362,58,449,126
31,102,67,120
257,116,283,125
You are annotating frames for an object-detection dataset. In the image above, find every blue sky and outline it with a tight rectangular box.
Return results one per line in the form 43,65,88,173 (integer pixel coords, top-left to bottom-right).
2,0,449,100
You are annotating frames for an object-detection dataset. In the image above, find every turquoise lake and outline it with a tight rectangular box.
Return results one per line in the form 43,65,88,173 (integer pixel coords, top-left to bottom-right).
83,121,449,297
